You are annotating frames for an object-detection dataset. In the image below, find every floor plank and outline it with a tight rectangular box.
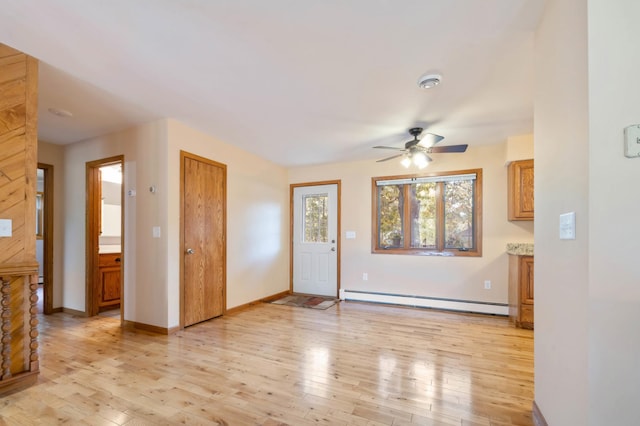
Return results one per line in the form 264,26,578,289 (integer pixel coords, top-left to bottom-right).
0,301,534,425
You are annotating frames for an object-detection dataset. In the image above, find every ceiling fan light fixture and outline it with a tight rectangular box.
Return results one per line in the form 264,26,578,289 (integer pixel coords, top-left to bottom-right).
415,159,430,169
413,151,431,169
401,156,412,168
417,73,442,89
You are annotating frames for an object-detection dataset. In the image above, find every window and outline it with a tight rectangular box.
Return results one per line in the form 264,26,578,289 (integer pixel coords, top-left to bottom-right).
303,194,329,243
372,169,482,256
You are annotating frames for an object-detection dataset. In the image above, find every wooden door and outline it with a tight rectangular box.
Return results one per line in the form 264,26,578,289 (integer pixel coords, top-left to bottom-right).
181,151,226,327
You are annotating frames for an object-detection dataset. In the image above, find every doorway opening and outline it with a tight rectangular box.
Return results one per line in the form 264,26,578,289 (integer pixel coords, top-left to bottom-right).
86,156,124,319
36,163,54,314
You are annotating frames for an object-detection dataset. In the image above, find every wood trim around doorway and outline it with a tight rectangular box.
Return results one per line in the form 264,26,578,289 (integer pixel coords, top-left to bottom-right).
85,155,124,319
289,180,341,296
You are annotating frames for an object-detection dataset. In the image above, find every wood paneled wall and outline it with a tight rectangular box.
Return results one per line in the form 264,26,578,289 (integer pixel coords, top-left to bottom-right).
0,43,39,396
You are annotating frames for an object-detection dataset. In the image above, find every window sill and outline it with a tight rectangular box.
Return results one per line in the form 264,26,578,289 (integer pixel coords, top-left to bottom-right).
372,248,481,257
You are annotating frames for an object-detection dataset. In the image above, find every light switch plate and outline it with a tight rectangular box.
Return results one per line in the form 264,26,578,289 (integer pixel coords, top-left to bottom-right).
0,219,11,237
345,231,356,239
559,212,576,240
624,124,640,158
153,226,161,238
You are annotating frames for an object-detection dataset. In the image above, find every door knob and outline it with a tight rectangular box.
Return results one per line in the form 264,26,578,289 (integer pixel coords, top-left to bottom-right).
331,247,336,252
186,248,195,255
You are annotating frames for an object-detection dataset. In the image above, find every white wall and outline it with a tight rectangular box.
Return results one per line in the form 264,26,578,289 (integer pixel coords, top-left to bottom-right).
534,0,590,423
505,134,534,163
61,120,170,327
587,0,640,423
166,119,289,326
101,204,122,237
37,141,65,309
534,0,640,423
289,141,533,305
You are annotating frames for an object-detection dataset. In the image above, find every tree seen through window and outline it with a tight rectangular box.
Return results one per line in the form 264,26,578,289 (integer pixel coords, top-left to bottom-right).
303,194,328,243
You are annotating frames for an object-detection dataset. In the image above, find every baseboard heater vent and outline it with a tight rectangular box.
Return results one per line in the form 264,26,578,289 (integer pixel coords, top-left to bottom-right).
339,289,508,316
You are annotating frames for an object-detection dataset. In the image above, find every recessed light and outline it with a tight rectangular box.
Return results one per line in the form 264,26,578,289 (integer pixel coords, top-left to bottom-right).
48,107,73,118
417,73,442,89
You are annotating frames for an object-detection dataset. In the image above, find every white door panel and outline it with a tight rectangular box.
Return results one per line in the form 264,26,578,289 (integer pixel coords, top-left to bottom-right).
293,184,338,297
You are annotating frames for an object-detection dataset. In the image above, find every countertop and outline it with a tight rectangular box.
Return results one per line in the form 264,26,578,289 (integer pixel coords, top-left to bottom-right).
506,243,534,256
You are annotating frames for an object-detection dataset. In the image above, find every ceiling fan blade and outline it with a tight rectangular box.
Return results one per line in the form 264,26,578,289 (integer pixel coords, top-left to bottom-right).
376,153,405,162
373,146,405,150
429,144,468,153
417,133,445,147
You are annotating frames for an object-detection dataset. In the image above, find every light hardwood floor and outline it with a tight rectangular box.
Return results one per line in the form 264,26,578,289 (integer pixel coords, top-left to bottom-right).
0,301,534,425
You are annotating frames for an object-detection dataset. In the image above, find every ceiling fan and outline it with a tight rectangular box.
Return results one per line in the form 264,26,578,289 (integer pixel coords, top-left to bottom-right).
374,127,468,168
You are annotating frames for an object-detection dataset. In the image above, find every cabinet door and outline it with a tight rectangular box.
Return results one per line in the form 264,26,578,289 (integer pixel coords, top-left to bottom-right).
519,255,534,328
98,253,121,308
99,267,121,306
508,159,534,220
520,256,534,305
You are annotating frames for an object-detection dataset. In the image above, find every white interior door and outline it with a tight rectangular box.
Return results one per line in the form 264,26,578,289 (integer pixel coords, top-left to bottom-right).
293,184,338,297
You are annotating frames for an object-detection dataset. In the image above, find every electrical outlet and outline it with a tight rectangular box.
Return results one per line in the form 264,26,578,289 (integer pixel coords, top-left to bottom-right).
362,273,368,281
484,280,491,290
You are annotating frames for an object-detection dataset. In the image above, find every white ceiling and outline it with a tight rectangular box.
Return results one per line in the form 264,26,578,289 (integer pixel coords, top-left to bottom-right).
1,0,544,167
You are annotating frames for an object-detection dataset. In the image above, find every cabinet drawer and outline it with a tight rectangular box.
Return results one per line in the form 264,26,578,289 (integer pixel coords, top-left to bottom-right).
99,253,121,267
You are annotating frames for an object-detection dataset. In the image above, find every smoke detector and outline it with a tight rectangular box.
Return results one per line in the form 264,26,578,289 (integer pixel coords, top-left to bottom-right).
417,73,442,89
48,107,73,118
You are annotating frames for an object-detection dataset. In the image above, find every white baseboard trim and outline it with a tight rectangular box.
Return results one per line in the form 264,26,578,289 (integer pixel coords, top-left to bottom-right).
339,289,508,316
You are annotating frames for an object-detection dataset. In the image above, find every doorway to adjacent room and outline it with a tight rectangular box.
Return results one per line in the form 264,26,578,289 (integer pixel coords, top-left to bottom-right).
86,156,124,319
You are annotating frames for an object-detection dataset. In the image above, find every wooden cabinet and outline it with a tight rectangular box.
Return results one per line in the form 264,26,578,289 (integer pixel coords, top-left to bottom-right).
508,159,534,220
508,255,534,329
98,253,121,310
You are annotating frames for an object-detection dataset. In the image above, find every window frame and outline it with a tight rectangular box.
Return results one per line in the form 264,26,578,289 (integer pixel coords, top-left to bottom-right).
371,168,483,257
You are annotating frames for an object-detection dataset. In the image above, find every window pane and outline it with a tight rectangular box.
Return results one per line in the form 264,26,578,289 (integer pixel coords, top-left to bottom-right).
378,185,403,247
444,180,474,249
410,183,437,248
303,194,328,243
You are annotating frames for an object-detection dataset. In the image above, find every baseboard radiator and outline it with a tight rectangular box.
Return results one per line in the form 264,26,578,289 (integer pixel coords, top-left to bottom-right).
339,289,509,316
